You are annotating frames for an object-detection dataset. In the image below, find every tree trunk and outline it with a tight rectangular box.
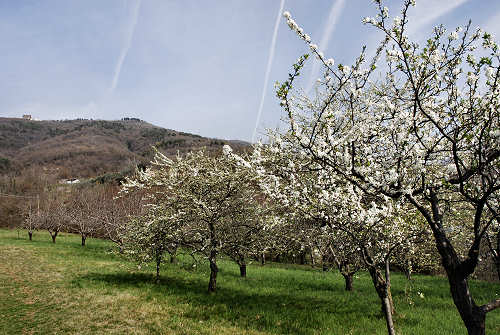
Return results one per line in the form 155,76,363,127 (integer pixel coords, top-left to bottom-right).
169,244,178,263
156,258,161,284
81,235,86,246
496,259,500,282
299,251,306,265
28,231,32,241
208,249,218,293
239,262,247,278
385,258,395,315
428,204,486,335
51,231,58,243
343,273,354,291
448,275,486,335
322,254,329,272
382,296,396,335
367,265,395,335
260,253,265,266
494,230,500,282
405,258,412,281
413,194,488,335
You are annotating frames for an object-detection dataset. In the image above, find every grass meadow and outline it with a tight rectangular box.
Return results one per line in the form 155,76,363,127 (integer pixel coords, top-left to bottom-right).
1,229,499,334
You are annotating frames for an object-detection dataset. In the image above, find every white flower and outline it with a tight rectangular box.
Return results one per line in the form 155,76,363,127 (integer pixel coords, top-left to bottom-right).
449,31,459,41
287,19,298,31
326,58,335,66
445,164,456,175
490,129,500,138
363,17,372,24
382,6,389,18
222,144,233,156
283,11,291,19
483,32,496,48
393,16,402,27
467,72,479,85
429,50,443,65
309,43,318,51
485,66,495,80
386,49,399,62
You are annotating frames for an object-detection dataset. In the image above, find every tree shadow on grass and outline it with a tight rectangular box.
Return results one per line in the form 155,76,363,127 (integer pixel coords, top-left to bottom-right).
75,271,381,335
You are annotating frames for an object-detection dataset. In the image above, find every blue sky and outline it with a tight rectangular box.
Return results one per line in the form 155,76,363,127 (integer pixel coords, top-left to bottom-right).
1,0,499,142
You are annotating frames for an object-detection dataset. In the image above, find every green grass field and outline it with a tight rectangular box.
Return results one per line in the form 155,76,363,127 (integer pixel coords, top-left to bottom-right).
1,229,499,334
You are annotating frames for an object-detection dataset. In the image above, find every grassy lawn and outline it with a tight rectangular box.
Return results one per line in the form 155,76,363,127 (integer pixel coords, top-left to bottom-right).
0,229,499,334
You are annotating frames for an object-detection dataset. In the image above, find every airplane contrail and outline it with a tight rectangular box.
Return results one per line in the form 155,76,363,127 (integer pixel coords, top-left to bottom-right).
252,0,285,143
364,0,470,67
407,0,469,36
306,0,346,94
110,0,142,93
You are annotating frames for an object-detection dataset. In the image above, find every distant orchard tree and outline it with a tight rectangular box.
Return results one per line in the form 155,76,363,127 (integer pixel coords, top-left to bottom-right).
38,191,69,243
22,202,41,241
123,206,179,283
122,146,262,292
253,139,422,328
101,186,145,252
68,187,103,246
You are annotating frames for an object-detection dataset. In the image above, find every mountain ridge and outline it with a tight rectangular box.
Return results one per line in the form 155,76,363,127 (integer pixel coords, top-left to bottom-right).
0,117,250,178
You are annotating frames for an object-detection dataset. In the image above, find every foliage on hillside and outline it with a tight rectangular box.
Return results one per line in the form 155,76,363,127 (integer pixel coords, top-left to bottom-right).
0,117,249,178
0,118,249,229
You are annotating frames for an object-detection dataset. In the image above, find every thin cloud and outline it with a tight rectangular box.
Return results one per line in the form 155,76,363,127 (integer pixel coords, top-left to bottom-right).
110,0,141,93
407,0,470,36
252,0,285,143
482,10,500,34
363,0,470,67
306,0,346,93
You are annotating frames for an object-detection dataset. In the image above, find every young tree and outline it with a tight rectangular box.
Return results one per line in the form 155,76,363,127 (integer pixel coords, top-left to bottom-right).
253,138,424,328
123,206,179,283
68,187,102,246
326,228,364,291
122,146,262,292
221,206,267,278
39,191,69,243
278,1,499,333
22,201,40,241
101,187,145,252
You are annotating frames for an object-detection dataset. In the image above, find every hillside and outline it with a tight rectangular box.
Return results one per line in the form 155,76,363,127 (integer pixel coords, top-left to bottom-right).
0,117,249,178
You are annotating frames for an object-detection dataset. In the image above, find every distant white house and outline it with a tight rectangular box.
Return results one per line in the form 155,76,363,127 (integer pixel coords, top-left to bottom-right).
59,179,80,184
22,114,32,120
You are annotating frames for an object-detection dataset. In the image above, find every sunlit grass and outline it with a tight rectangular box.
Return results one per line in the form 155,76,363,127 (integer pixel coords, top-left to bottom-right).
1,229,499,334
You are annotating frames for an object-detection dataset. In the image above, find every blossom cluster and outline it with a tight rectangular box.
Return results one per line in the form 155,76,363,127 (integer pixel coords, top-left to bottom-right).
282,11,334,67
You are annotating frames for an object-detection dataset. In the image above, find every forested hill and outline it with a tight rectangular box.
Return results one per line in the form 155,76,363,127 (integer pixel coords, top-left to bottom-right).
0,117,249,178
